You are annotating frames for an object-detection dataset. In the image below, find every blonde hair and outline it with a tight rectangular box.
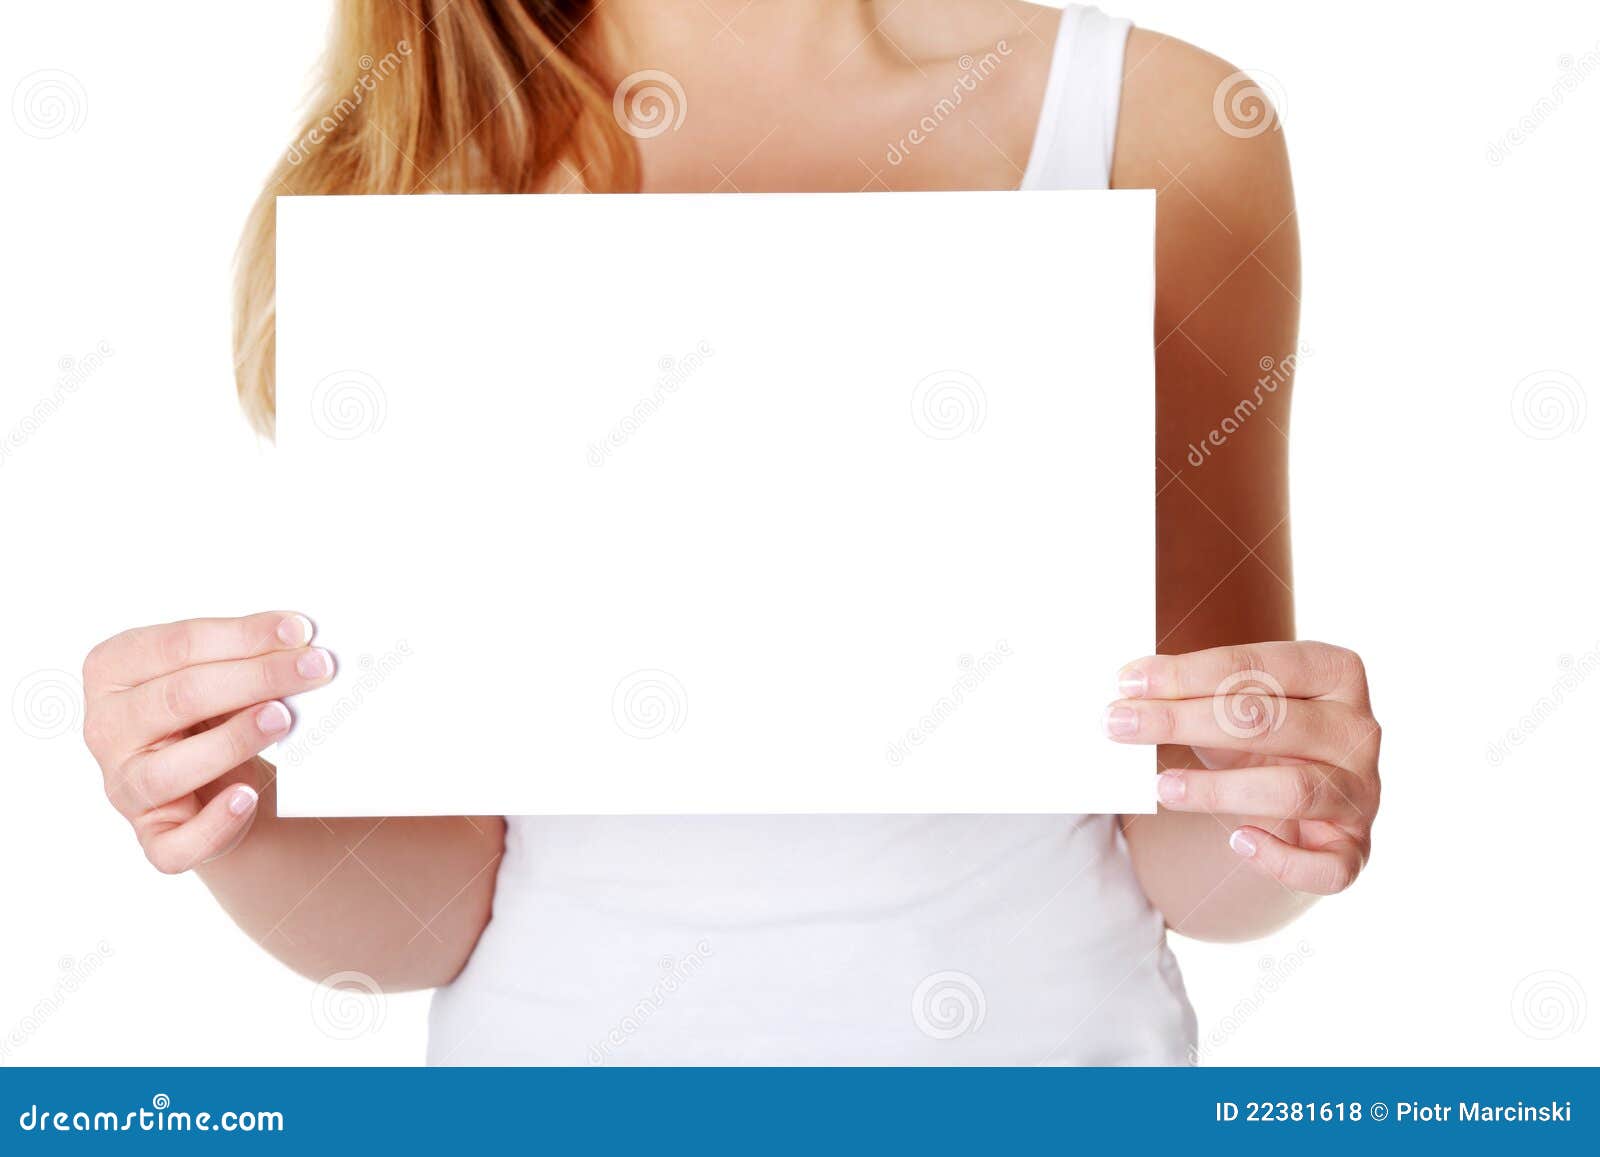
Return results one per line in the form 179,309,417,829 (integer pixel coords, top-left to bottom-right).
232,0,638,437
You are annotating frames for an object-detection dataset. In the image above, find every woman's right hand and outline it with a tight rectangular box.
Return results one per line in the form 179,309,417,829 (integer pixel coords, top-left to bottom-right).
82,612,335,874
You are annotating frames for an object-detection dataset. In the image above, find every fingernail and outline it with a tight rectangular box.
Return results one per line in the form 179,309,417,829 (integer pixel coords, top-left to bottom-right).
1118,666,1148,698
296,647,334,679
228,784,259,817
1157,771,1186,803
1102,706,1138,737
1229,829,1257,857
277,614,314,647
255,701,291,735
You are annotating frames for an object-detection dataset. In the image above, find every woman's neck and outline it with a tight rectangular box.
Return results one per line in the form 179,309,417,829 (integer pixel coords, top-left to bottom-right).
594,0,1054,194
598,0,889,84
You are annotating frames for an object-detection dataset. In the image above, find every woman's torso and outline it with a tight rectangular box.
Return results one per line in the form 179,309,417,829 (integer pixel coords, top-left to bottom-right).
431,813,1193,1064
429,5,1196,1065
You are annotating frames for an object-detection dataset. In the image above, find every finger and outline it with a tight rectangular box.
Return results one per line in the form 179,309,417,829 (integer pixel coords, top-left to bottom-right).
138,782,261,874
84,612,315,690
1103,695,1365,758
111,702,292,813
1228,825,1365,895
1156,764,1371,824
1117,642,1368,705
118,647,334,743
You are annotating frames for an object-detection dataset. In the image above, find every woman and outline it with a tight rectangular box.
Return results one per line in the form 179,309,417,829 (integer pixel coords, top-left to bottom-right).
79,0,1380,1063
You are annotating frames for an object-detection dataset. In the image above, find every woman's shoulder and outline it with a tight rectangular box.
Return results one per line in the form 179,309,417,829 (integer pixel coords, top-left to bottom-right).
1113,27,1293,212
1110,25,1298,334
889,4,1294,195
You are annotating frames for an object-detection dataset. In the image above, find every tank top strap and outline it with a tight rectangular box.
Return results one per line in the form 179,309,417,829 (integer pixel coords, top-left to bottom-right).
1020,5,1133,191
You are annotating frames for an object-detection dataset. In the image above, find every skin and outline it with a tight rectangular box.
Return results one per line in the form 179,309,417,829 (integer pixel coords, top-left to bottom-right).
80,0,1380,990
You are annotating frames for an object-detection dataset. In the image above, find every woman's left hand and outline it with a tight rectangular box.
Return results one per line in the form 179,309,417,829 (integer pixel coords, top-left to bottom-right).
1105,642,1381,896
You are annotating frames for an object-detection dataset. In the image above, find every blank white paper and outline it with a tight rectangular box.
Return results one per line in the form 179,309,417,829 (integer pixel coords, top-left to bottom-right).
271,190,1155,816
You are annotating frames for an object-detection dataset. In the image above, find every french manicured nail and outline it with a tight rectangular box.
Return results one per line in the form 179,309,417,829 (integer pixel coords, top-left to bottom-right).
1118,667,1148,698
255,701,291,735
277,614,314,647
296,647,334,680
1229,829,1257,857
1156,771,1186,804
228,784,259,817
1102,706,1138,737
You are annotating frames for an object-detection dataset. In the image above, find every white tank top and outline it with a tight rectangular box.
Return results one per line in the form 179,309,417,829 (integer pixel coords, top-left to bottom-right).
429,5,1196,1066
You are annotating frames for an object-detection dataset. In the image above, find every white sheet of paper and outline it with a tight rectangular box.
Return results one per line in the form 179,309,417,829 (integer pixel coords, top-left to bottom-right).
271,191,1155,816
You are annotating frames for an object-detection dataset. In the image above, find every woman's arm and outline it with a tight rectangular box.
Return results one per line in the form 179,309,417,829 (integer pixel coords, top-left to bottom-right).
196,773,504,990
1112,32,1379,941
82,614,504,990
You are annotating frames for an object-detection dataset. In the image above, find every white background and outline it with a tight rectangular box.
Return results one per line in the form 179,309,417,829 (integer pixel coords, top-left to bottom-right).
2,0,1596,1065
